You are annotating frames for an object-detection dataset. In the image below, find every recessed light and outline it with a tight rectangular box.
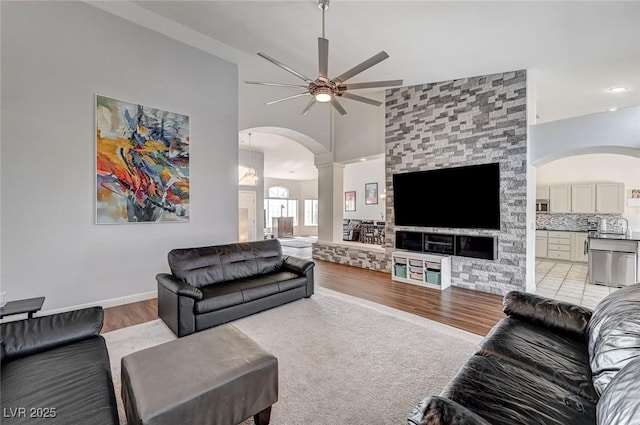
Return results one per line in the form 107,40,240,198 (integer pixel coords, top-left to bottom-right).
608,87,628,93
288,170,295,174
608,107,618,112
360,158,367,162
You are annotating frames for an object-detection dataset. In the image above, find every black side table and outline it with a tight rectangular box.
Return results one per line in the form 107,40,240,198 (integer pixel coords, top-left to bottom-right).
0,297,45,319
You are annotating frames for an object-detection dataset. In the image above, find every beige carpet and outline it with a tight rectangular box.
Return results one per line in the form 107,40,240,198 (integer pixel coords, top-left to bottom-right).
103,287,482,424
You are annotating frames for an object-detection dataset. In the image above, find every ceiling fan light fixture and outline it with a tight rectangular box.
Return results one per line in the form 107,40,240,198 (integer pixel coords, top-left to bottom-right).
315,92,332,103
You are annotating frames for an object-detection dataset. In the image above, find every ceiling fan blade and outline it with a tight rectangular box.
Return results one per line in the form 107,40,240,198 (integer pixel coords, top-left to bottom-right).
318,37,329,79
331,97,347,115
266,92,310,105
341,79,404,90
331,51,389,84
340,92,383,106
245,81,308,89
301,98,316,115
257,52,313,83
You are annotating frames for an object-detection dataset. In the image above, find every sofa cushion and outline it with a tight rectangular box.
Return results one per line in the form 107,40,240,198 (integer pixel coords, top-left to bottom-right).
587,284,640,395
596,356,640,425
1,336,117,425
503,291,592,341
195,272,307,314
441,354,596,425
478,317,597,402
168,239,284,288
408,396,492,425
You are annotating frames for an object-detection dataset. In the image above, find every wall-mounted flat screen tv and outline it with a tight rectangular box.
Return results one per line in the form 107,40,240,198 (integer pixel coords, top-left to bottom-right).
392,162,500,230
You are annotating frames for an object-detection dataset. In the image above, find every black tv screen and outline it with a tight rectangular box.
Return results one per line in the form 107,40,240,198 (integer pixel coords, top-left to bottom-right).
392,163,500,230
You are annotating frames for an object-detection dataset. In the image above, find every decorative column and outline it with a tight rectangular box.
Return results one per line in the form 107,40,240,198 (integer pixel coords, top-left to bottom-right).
315,153,344,243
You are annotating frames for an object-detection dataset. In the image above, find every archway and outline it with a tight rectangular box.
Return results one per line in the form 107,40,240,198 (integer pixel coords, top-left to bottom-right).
237,127,329,242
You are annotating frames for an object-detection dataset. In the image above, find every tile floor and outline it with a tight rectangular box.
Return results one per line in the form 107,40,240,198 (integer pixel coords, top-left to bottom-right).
535,260,618,310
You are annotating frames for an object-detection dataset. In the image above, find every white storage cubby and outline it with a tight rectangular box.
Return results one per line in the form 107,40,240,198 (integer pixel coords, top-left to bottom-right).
391,250,452,290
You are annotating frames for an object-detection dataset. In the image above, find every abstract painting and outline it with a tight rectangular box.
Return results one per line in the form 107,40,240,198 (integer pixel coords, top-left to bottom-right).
96,95,189,223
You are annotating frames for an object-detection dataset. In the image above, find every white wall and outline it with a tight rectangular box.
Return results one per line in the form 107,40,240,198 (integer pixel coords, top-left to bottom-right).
343,157,386,221
530,106,640,165
1,2,239,310
333,91,386,163
536,153,640,230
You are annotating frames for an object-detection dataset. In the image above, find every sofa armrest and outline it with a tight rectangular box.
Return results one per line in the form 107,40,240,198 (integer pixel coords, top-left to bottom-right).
283,256,315,275
408,396,493,425
503,291,592,340
0,306,104,361
156,273,203,300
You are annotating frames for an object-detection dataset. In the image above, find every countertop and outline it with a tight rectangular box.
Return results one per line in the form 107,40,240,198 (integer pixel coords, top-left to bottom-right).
536,229,588,233
588,232,640,242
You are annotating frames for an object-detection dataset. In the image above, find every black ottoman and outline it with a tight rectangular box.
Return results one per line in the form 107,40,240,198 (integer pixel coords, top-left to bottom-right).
121,324,278,425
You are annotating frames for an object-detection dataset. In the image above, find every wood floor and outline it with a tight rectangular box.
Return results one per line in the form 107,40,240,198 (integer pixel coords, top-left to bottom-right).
103,260,505,336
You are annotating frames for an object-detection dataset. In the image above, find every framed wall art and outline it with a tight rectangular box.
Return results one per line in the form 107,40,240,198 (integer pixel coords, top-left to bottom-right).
345,191,356,212
365,182,378,205
96,95,190,224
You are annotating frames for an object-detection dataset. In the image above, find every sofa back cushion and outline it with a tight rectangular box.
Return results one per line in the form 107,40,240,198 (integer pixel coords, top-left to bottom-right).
168,239,284,288
588,284,640,395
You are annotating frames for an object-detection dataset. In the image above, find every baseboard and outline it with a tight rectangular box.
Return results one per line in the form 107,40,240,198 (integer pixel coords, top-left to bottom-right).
38,290,157,316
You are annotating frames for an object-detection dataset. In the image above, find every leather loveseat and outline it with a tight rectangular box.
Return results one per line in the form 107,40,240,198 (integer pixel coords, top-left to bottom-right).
409,286,640,425
0,307,118,425
157,238,315,337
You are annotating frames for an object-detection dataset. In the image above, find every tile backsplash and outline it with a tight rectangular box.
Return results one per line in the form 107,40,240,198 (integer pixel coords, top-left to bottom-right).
536,213,624,232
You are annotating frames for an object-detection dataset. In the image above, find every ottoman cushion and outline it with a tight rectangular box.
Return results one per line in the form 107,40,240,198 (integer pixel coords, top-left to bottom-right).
121,324,277,425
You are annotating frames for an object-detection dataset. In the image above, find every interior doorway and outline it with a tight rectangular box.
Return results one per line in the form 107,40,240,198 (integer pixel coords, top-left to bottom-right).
239,190,257,242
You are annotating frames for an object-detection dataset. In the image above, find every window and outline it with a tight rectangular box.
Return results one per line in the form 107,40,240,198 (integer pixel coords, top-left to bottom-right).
304,199,318,226
268,186,289,198
265,199,298,227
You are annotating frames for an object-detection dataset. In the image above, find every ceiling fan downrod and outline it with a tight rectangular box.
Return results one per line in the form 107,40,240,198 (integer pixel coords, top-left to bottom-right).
318,0,329,38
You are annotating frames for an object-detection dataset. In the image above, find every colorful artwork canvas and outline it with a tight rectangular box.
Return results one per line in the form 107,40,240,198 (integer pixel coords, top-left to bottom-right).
96,95,189,223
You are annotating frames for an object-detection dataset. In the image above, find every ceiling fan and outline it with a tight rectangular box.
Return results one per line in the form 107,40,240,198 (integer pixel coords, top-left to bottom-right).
245,0,403,116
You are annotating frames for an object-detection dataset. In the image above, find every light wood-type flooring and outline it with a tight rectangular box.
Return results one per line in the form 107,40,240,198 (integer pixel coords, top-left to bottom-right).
103,259,505,336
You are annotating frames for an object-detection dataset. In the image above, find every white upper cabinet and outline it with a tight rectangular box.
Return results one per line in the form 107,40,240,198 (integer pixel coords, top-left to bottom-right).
571,184,596,213
549,185,572,213
536,186,550,199
596,183,625,214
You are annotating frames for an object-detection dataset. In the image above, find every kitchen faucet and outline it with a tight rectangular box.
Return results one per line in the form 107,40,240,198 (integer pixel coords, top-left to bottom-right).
614,217,629,235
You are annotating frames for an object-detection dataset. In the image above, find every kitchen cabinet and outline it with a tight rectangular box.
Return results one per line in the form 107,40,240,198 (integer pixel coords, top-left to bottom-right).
536,231,548,258
596,183,625,214
549,185,572,213
547,231,571,260
571,232,589,263
547,182,624,214
572,184,596,213
536,186,550,199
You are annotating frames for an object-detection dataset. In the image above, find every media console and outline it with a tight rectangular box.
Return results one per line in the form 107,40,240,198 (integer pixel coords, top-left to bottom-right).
395,231,497,261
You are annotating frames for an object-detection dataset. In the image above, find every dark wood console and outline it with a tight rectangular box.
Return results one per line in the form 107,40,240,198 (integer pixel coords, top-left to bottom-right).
395,231,497,260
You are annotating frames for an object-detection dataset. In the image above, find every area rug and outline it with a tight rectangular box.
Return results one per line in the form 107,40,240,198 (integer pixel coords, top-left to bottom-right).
103,288,481,425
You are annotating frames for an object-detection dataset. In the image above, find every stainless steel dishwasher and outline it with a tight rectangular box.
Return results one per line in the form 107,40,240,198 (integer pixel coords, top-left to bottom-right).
588,237,639,287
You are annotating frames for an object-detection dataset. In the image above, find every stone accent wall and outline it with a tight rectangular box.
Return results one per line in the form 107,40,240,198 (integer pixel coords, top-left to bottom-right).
313,242,390,271
385,70,528,295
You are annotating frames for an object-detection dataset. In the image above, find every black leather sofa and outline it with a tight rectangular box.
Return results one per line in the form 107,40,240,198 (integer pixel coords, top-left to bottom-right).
157,238,315,337
409,287,640,425
0,307,118,425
